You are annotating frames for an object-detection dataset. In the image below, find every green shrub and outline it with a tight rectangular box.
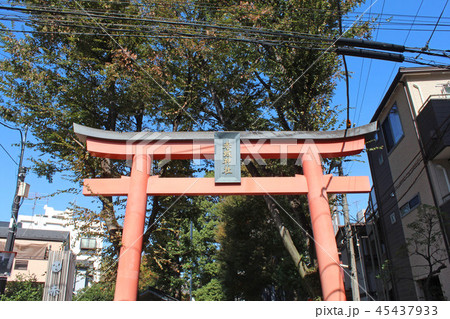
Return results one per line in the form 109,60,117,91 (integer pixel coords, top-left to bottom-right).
0,274,43,301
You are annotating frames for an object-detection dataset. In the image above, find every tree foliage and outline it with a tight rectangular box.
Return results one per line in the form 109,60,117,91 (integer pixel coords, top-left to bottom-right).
0,274,43,301
217,195,316,300
405,205,448,300
74,281,115,301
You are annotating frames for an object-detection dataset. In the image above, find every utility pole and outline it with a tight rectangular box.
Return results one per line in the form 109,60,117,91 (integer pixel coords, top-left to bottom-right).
0,126,28,295
189,219,193,301
338,162,360,301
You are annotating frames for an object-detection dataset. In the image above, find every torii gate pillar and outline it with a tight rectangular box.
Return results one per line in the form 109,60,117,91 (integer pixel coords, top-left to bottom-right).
303,150,345,301
114,154,151,301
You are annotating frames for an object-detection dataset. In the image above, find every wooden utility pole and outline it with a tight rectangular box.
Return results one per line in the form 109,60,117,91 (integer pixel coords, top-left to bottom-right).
0,126,28,295
339,162,360,301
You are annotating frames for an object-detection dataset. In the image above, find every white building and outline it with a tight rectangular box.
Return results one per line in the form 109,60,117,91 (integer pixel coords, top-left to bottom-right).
17,205,103,292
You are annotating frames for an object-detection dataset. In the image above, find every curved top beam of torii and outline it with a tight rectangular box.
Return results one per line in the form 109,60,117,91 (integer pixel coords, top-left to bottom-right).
73,122,377,160
74,122,376,142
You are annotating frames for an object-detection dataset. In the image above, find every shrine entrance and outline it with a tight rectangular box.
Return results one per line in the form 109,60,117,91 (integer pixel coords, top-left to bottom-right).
74,123,376,301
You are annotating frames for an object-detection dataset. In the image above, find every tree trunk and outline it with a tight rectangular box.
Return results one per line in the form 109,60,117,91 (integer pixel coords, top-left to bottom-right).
246,161,320,297
99,196,122,256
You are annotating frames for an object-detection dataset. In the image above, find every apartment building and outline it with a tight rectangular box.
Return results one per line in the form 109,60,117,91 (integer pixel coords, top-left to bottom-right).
0,222,70,283
16,205,103,292
365,67,450,300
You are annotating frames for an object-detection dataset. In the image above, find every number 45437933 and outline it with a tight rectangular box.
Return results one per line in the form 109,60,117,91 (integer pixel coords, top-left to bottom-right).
375,306,437,316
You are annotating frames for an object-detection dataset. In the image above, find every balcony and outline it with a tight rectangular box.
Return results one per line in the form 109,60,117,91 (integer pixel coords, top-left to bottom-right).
416,96,450,160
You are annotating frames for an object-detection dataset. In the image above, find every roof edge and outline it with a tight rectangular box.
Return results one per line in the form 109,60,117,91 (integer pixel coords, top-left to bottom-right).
371,66,450,122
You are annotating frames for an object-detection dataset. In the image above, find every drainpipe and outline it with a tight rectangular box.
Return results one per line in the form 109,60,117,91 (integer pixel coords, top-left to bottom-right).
401,81,450,261
412,84,424,105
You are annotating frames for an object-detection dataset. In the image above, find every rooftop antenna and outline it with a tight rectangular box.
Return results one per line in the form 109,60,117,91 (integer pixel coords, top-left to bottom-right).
31,192,39,217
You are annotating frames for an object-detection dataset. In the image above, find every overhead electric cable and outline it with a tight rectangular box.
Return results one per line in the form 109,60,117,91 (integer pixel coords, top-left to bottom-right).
352,0,384,135
0,5,335,42
337,0,351,129
417,0,449,58
0,143,18,165
0,5,448,61
68,0,450,22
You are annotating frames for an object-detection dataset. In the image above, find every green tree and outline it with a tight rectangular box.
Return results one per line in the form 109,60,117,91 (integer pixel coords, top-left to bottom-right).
217,195,318,300
140,195,223,300
74,281,115,301
193,278,225,301
405,205,448,300
0,274,43,301
189,198,224,300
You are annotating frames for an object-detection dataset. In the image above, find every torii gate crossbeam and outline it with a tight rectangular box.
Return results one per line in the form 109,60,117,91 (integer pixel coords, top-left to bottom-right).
74,123,376,301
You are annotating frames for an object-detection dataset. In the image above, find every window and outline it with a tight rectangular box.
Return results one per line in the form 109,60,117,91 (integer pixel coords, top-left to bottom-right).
390,212,397,224
75,267,94,290
14,260,28,270
400,194,421,217
80,238,97,250
436,165,450,200
369,188,378,217
381,104,404,152
378,154,384,166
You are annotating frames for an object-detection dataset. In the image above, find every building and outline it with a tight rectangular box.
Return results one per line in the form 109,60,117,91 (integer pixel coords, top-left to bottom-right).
16,205,103,292
0,222,70,283
365,67,450,300
138,286,178,301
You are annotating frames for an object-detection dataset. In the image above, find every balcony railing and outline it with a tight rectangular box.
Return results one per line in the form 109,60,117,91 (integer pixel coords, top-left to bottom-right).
418,93,450,114
416,97,450,160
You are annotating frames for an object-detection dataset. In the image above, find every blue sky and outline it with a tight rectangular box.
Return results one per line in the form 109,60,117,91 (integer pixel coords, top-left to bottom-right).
0,0,449,223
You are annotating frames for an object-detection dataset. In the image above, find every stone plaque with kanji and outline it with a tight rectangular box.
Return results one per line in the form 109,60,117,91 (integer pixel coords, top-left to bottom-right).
214,132,241,183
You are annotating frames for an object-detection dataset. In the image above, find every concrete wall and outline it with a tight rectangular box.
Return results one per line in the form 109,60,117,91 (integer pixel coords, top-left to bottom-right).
404,73,450,115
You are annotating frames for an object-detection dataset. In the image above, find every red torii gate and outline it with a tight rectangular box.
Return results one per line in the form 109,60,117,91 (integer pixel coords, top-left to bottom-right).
74,123,376,301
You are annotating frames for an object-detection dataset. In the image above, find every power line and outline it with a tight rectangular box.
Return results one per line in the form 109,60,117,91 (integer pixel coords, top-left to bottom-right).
0,5,335,42
21,0,450,22
0,120,22,131
352,0,385,142
0,4,449,63
0,28,448,69
4,0,450,29
411,0,448,64
0,143,18,165
419,0,449,57
2,3,450,47
337,0,351,129
0,121,24,157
